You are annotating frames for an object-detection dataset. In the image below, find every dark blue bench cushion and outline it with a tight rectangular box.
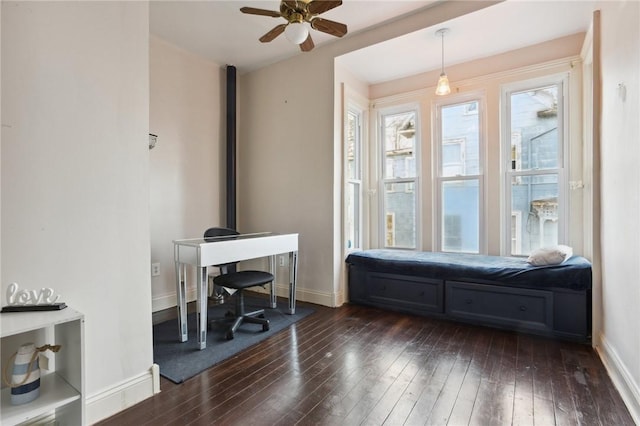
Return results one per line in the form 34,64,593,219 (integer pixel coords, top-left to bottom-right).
346,249,592,291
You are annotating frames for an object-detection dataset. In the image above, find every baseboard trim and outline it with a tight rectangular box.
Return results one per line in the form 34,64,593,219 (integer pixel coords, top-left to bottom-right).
249,284,336,307
152,288,197,312
154,282,337,313
86,364,159,424
596,332,640,424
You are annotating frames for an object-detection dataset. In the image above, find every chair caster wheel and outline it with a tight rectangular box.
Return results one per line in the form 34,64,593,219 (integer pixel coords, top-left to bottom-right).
262,323,270,332
259,313,266,318
226,331,234,340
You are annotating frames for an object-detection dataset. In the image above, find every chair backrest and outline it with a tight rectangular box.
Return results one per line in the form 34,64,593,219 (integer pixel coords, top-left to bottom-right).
204,227,240,272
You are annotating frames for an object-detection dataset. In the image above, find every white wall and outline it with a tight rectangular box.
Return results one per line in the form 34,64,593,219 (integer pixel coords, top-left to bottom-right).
239,0,495,307
1,2,154,423
595,1,640,422
149,36,225,311
0,1,2,302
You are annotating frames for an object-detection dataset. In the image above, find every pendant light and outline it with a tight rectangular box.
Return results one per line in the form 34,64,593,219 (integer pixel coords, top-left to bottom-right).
435,28,451,96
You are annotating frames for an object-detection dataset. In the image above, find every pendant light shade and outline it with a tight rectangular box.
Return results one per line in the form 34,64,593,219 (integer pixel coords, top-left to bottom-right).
435,28,451,96
436,73,451,96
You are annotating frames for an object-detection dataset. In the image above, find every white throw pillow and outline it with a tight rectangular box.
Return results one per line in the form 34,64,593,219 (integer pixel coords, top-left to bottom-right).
527,245,573,266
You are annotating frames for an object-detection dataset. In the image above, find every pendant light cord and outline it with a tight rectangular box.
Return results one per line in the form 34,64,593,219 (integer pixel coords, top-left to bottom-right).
440,31,445,75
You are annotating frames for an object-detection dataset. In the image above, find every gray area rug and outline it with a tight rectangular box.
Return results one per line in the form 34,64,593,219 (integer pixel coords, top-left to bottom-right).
153,297,314,384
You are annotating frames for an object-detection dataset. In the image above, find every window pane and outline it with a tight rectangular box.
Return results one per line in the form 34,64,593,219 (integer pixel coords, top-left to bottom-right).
346,106,362,252
442,179,479,253
443,143,462,164
346,110,359,180
383,111,416,179
441,101,479,176
346,182,360,250
510,174,558,255
383,182,415,248
442,140,464,176
510,85,559,171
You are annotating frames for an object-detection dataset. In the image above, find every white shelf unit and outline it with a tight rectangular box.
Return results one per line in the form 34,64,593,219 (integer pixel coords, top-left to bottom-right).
1,307,85,425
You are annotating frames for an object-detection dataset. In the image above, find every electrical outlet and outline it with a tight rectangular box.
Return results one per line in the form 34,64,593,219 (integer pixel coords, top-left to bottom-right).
151,263,160,277
279,256,286,267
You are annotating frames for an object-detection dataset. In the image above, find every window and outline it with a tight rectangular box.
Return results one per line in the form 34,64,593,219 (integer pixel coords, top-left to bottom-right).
380,107,418,249
503,80,566,255
345,105,363,251
435,98,483,253
363,66,576,259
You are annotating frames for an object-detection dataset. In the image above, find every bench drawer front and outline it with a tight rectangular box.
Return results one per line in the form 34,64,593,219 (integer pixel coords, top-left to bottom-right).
369,273,443,313
446,281,553,332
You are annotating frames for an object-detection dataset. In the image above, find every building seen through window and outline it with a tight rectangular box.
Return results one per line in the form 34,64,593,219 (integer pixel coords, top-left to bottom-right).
438,100,481,253
508,84,561,255
382,110,417,249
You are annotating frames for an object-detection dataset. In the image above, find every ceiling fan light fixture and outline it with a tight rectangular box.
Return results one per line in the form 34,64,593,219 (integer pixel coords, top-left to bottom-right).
284,22,309,44
435,28,451,96
240,1,347,51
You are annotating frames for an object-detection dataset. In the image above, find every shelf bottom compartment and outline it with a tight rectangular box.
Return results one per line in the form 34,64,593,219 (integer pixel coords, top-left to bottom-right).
1,373,81,426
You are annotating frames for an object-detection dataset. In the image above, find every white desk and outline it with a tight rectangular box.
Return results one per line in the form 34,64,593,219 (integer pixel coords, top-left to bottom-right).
173,232,299,350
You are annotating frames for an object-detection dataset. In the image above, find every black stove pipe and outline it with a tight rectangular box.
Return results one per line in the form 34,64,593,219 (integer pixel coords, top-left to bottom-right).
226,65,237,230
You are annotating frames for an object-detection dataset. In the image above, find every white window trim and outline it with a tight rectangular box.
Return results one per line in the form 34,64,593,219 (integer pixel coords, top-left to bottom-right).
346,107,362,252
343,85,369,254
433,93,486,254
500,73,570,256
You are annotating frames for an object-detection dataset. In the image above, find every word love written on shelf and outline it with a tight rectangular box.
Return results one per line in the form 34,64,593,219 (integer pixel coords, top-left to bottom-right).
5,282,61,306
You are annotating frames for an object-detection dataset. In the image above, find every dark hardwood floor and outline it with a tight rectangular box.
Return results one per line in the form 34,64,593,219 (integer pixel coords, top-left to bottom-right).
98,300,634,426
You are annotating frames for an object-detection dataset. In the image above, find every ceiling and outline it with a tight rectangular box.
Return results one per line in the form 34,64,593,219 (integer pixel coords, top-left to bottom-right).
150,0,596,84
150,0,437,73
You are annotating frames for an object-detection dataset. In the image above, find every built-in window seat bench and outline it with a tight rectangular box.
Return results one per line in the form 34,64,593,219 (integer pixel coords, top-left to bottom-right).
346,250,592,343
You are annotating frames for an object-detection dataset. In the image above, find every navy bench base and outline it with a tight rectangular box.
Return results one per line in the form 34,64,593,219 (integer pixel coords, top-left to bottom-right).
347,250,592,343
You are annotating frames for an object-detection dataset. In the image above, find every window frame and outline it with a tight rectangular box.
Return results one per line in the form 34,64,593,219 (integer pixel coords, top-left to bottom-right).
433,93,486,254
500,74,570,256
377,103,421,250
343,88,368,254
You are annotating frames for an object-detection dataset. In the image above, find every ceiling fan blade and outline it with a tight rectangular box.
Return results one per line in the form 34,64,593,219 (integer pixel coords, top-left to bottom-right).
259,24,287,43
240,7,282,18
311,17,347,38
307,0,342,15
299,33,315,52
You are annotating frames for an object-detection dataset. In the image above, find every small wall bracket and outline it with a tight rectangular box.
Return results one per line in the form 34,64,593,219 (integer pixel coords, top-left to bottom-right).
149,133,158,150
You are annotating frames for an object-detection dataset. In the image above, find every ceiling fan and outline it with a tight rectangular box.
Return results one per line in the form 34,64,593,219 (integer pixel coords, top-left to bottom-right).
240,0,348,52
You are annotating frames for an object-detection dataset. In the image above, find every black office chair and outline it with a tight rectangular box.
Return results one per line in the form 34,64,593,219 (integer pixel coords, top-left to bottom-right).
204,227,272,340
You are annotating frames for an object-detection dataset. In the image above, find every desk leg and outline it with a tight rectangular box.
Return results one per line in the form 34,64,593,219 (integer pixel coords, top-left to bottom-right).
269,255,277,308
196,266,208,350
175,262,188,343
288,251,298,314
